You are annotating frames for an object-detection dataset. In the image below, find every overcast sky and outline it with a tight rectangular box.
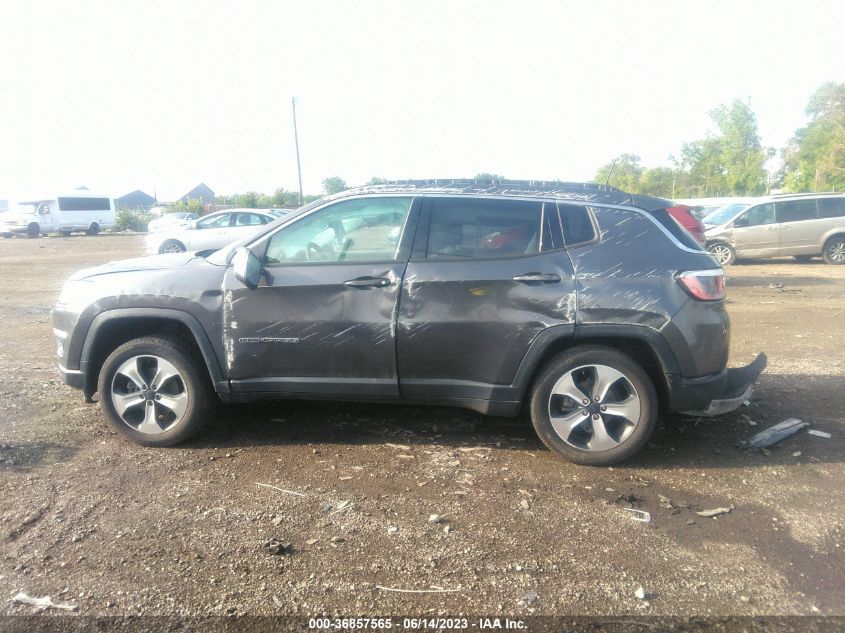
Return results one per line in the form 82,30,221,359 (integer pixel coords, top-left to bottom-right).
1,0,842,201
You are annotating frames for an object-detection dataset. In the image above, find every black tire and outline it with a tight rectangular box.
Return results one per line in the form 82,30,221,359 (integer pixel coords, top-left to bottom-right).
822,235,845,265
97,336,214,447
793,255,814,262
26,223,40,239
159,239,186,254
529,345,658,466
707,241,735,266
86,223,100,236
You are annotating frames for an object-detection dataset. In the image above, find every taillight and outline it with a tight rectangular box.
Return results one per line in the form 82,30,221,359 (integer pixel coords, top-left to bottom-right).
676,269,725,301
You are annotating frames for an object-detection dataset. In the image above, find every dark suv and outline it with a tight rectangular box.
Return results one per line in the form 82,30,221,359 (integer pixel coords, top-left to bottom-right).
53,180,766,465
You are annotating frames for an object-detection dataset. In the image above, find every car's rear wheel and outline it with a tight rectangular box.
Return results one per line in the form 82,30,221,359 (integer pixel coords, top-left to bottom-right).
160,239,186,254
98,336,213,446
822,235,845,265
529,346,657,466
26,223,40,238
86,223,100,236
707,241,735,266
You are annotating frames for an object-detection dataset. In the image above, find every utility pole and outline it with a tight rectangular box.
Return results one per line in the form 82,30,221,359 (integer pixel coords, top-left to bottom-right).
292,97,304,206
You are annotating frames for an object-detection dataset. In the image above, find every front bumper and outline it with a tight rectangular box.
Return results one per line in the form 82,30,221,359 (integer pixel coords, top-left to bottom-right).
58,363,86,390
666,352,767,416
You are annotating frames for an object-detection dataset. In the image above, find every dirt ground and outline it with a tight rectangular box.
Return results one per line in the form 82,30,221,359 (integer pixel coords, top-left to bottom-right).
0,235,842,620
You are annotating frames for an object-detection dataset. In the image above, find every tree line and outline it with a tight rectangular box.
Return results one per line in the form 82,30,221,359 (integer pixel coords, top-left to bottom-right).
595,82,844,199
214,81,844,206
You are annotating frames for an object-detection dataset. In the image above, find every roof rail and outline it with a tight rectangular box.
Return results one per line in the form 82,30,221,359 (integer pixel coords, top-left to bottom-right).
770,191,843,198
337,179,671,212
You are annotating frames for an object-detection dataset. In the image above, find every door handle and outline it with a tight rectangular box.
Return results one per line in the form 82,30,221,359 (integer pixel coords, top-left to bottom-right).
781,225,791,230
344,276,392,288
512,273,561,284
767,226,779,231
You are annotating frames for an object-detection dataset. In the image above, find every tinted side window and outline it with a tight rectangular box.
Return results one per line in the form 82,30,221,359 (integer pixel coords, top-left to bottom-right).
819,198,845,218
57,197,111,211
425,198,541,259
559,203,595,246
743,203,776,227
777,199,818,223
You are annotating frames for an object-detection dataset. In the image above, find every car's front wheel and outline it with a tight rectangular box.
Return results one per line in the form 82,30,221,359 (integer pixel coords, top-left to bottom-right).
97,336,213,446
529,346,657,466
26,223,40,238
160,239,186,254
707,241,735,266
823,235,845,265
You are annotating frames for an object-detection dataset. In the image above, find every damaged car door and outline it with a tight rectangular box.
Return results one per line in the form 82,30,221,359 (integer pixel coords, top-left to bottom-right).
222,196,418,396
397,197,576,406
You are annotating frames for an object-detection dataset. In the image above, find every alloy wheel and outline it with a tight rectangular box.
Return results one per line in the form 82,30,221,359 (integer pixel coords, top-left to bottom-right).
828,239,845,263
110,355,188,435
547,364,642,452
709,244,732,266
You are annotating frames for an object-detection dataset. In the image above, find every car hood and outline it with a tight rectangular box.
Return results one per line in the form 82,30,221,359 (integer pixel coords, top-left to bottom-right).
69,251,219,281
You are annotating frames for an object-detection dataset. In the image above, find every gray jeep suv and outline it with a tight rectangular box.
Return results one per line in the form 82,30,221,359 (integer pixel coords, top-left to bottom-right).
53,180,766,465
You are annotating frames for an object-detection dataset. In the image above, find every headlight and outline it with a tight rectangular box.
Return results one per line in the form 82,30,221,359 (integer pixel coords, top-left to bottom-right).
56,279,98,307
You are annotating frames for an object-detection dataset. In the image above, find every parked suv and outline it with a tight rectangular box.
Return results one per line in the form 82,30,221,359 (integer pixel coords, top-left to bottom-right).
54,181,766,465
705,193,845,265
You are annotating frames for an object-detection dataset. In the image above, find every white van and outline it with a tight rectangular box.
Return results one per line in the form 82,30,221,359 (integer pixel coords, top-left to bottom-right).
0,193,115,238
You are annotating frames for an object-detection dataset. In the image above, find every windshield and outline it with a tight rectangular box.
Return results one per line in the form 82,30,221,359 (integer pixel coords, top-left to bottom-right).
703,203,750,226
12,203,39,215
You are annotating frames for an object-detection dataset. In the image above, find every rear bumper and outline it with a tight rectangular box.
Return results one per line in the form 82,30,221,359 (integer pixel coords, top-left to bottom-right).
666,352,767,416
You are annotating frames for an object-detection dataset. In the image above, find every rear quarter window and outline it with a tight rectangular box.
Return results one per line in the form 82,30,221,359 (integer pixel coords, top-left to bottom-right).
819,198,845,218
649,208,702,250
557,203,596,246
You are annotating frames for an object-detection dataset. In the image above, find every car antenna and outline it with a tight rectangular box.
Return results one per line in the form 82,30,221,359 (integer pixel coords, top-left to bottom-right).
603,159,617,186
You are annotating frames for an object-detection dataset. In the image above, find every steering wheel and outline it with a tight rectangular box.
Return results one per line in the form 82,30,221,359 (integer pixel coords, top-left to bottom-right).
305,242,326,261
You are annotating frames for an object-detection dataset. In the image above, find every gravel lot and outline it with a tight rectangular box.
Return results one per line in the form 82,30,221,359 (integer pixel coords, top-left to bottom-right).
0,235,842,620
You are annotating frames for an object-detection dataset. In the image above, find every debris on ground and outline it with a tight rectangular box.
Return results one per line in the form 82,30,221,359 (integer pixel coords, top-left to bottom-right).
657,494,673,509
385,443,411,450
261,538,291,555
696,506,733,518
11,592,77,611
305,538,319,545
634,585,647,600
624,508,652,523
255,482,307,497
375,585,460,594
324,500,352,515
387,526,398,535
428,514,446,524
519,499,531,510
738,418,808,450
808,429,832,439
520,591,539,606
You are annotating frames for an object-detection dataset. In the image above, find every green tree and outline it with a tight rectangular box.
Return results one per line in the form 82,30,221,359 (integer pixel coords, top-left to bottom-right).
708,99,767,195
639,167,679,197
594,154,644,192
680,137,725,196
322,177,348,195
781,82,845,192
237,191,258,208
473,172,506,182
367,177,388,185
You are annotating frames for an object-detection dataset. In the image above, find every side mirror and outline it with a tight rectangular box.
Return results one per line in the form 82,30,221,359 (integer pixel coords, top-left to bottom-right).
232,246,262,289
